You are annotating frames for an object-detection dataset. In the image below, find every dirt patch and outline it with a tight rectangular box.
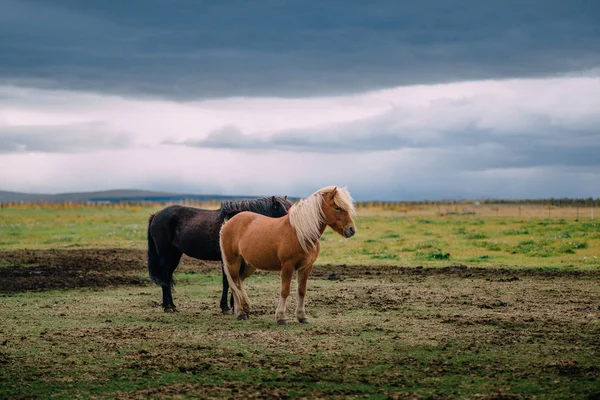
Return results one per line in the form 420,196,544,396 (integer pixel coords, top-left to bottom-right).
0,249,218,293
1,249,599,293
313,263,600,281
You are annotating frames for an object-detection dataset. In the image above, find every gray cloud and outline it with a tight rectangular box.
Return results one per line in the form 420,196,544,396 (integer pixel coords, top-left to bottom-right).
0,122,133,153
170,95,600,172
1,0,599,99
172,125,265,150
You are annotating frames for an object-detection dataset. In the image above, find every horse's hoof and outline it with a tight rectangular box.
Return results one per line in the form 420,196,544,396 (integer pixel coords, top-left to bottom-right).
237,314,249,320
222,308,233,315
298,318,309,324
164,306,176,313
277,320,288,326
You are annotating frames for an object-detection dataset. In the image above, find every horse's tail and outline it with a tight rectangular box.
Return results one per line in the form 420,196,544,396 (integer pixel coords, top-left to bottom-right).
219,224,248,306
147,213,173,288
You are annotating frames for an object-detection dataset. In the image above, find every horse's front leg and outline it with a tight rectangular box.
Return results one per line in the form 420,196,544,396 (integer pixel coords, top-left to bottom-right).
276,264,294,325
296,265,313,324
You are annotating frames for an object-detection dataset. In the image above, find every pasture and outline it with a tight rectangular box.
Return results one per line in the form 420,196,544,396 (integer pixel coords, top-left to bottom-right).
1,203,599,398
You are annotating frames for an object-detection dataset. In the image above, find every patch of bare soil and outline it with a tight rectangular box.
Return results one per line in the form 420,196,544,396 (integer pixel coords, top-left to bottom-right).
1,249,599,293
0,249,218,293
314,263,600,281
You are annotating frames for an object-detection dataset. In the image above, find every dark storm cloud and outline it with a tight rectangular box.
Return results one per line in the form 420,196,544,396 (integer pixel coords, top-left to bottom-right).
0,122,133,153
1,0,599,99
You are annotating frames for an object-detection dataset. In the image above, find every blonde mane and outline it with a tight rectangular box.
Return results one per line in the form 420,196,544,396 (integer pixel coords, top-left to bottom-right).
288,186,355,253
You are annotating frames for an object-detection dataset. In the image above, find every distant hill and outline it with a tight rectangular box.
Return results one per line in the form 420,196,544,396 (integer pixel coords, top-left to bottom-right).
0,189,269,203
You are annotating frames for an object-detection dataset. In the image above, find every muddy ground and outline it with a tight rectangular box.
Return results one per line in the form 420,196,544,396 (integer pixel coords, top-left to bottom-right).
1,248,599,293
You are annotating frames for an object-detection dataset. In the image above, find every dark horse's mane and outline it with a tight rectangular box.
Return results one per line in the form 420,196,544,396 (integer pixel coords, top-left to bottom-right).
220,197,287,220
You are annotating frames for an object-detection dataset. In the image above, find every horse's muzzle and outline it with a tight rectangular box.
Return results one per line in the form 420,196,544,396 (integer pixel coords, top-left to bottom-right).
343,226,356,238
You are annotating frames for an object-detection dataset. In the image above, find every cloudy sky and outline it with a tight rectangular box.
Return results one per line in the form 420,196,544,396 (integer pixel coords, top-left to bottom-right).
1,0,599,201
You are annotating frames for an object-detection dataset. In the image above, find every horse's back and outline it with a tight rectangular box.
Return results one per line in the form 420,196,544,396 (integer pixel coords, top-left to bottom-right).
221,212,295,271
220,211,265,248
150,204,222,260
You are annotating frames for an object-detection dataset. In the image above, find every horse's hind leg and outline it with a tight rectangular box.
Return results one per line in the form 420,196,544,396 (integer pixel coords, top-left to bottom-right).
234,280,249,319
220,262,233,314
162,285,175,312
162,250,182,312
222,260,251,313
223,257,248,320
237,260,255,314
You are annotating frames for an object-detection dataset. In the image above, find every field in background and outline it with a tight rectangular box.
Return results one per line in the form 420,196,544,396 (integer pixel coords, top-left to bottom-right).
1,202,599,269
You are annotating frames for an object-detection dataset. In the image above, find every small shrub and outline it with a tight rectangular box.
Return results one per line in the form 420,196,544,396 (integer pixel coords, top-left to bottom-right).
559,241,589,254
511,240,556,257
416,249,450,260
466,232,487,239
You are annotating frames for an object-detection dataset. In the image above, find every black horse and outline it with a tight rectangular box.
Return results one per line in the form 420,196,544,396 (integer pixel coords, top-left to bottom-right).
147,196,292,313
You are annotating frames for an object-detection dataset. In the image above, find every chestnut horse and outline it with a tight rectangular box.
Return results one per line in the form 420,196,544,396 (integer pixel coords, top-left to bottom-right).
220,186,356,324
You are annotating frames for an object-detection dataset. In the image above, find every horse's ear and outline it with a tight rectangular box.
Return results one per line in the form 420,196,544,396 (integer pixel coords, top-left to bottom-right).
272,196,276,203
329,187,338,199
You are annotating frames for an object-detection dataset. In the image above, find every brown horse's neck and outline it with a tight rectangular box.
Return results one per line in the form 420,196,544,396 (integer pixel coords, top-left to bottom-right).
318,221,328,237
286,213,328,253
308,220,328,251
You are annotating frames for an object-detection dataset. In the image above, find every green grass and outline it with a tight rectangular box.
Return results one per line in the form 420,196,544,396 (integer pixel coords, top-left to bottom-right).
1,206,599,268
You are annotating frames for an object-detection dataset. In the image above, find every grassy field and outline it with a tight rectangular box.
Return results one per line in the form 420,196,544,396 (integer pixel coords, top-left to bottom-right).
1,203,599,398
1,203,599,268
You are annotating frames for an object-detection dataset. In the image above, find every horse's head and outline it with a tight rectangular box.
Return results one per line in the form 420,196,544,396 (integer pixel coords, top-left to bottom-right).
321,187,356,238
271,195,292,217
